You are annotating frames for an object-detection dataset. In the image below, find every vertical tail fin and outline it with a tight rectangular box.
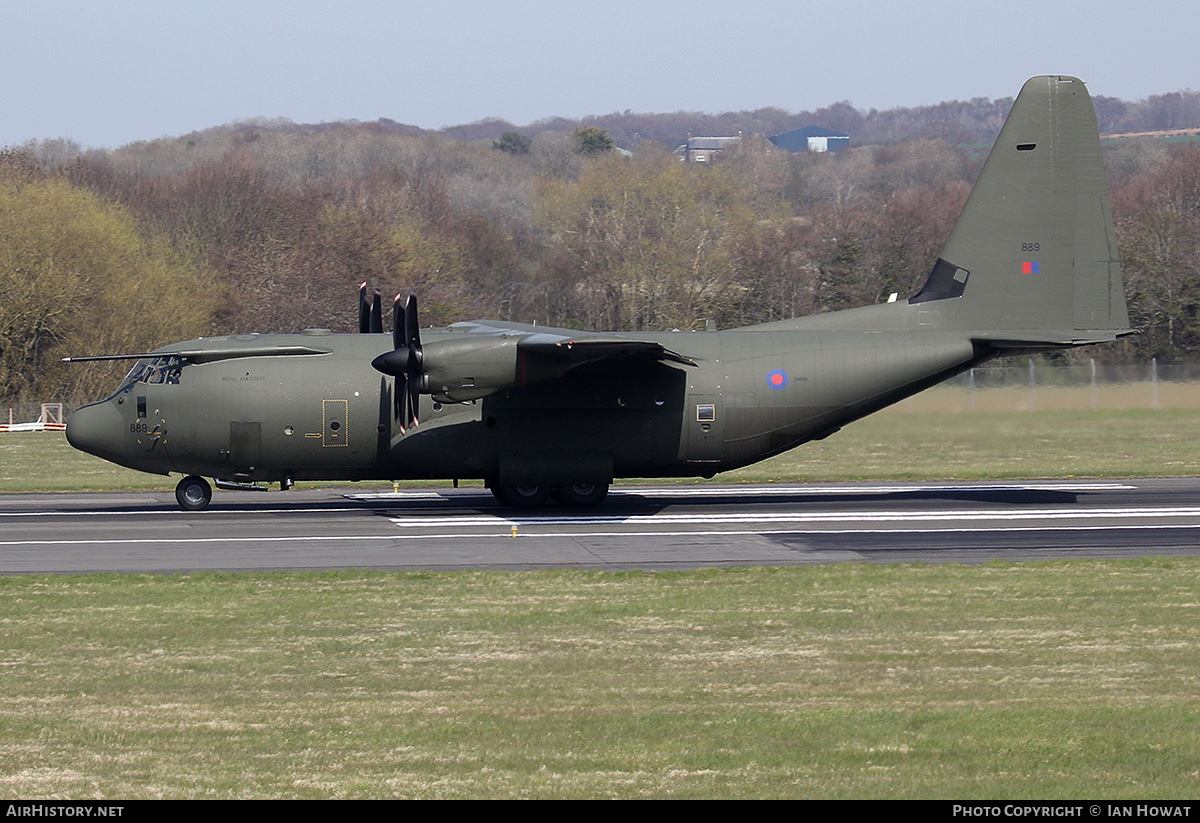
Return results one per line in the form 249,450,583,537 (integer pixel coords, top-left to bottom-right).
913,75,1131,345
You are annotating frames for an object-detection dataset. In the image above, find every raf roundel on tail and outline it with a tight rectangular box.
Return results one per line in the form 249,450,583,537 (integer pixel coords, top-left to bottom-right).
65,76,1133,511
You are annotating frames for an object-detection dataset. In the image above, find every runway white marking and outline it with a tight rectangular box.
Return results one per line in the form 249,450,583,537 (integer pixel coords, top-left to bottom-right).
388,506,1200,529
5,524,1200,549
0,482,1136,519
0,507,356,518
348,482,1136,501
0,482,1171,552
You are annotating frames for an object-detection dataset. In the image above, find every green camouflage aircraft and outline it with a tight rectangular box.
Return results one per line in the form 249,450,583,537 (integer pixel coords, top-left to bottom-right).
66,76,1132,511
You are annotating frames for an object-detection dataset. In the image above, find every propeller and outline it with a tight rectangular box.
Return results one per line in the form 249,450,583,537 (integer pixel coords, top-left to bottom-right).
370,293,422,434
358,282,383,334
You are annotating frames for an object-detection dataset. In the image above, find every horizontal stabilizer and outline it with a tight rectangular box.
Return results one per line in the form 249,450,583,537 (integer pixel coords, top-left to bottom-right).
972,329,1137,350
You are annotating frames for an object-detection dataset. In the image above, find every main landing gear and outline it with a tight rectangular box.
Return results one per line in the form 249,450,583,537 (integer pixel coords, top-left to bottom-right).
490,483,609,509
175,475,213,511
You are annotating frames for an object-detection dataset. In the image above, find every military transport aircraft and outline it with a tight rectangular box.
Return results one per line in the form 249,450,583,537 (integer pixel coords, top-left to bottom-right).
65,76,1132,511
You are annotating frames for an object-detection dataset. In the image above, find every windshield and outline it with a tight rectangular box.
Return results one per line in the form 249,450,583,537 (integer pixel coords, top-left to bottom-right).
120,356,183,392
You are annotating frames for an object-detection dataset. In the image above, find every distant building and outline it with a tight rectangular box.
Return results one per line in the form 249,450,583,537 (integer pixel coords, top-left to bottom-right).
769,126,850,153
674,136,741,163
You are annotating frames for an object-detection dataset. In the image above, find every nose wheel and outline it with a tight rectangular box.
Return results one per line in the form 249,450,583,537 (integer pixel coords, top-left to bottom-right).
175,475,213,511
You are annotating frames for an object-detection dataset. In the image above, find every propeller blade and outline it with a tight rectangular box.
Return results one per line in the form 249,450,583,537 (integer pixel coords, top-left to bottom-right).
358,282,370,334
394,373,407,433
391,293,404,350
403,293,421,429
374,291,424,433
370,291,383,334
404,293,420,352
407,368,421,430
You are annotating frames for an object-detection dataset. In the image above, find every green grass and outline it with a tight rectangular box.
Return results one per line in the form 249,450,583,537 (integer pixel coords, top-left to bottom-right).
0,563,1197,798
6,398,1199,798
7,404,1200,492
727,407,1200,482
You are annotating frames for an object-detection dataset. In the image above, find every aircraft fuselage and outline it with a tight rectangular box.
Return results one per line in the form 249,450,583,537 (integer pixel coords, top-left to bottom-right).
67,318,979,491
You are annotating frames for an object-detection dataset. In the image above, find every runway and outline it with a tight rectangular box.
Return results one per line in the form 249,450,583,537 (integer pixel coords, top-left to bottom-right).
3,478,1200,573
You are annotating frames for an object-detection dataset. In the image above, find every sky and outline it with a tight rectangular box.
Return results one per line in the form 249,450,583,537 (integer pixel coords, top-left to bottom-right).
2,0,1198,149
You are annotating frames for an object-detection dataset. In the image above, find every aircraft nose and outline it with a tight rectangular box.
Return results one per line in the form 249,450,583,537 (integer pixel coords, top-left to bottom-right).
66,400,124,462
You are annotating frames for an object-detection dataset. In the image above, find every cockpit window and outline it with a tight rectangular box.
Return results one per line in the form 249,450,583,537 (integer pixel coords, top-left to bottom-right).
122,356,183,390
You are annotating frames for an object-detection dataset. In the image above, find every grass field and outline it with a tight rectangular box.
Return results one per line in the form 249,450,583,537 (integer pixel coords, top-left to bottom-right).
3,392,1199,798
1,563,1197,799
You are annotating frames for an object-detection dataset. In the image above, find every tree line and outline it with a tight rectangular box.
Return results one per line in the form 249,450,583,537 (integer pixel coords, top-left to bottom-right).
2,100,1199,401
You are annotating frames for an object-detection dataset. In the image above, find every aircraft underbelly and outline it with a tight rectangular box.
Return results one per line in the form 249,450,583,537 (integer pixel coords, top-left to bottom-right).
718,334,977,468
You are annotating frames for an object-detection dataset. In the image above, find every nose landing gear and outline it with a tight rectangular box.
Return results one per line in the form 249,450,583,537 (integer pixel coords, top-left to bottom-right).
175,475,213,511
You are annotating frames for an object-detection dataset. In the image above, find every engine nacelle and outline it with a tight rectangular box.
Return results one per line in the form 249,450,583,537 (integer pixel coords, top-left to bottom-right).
420,335,521,402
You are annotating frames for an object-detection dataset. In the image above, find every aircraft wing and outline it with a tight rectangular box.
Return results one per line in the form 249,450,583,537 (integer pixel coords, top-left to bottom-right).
410,323,697,402
63,344,332,365
450,321,695,365
514,333,697,367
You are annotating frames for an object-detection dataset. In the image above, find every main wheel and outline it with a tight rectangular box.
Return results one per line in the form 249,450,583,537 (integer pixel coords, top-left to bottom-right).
552,483,609,508
175,475,212,511
492,484,552,508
